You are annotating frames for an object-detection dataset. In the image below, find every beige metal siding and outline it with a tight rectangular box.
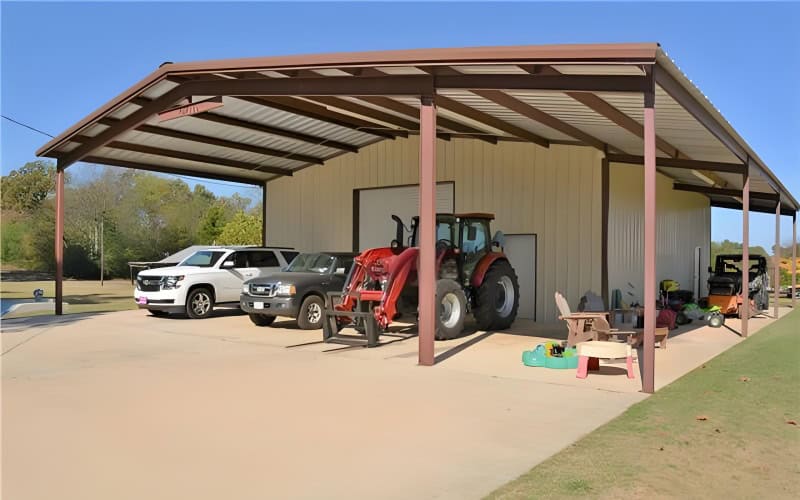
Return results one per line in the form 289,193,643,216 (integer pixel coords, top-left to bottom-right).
608,163,711,304
266,137,603,321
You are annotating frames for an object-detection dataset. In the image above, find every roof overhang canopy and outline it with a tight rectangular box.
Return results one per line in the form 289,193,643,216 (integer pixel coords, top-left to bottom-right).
37,43,797,212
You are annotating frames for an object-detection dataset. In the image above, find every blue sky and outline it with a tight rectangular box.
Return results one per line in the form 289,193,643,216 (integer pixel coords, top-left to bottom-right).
2,1,798,249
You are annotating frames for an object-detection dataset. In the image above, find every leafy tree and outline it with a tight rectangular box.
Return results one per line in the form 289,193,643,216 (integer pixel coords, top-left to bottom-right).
217,211,262,245
1,160,58,212
779,267,793,287
1,216,30,265
197,204,228,244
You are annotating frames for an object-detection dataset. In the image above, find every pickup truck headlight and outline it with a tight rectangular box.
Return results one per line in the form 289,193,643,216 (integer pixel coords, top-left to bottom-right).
161,276,185,290
242,284,249,294
276,284,296,296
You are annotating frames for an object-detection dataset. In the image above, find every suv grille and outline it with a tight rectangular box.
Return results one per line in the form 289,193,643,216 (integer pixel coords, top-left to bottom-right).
249,283,277,297
137,276,162,292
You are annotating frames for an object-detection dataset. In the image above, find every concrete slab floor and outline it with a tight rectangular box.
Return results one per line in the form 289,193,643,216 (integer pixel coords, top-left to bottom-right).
1,307,788,500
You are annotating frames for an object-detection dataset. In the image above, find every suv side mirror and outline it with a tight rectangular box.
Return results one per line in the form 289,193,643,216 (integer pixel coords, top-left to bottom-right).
222,260,234,269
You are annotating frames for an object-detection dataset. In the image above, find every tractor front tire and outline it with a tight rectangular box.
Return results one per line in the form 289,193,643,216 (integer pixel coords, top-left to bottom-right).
474,260,520,331
435,279,467,340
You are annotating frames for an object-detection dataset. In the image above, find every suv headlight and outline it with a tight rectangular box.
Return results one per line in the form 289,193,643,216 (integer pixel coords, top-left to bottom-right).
161,276,185,290
276,283,296,296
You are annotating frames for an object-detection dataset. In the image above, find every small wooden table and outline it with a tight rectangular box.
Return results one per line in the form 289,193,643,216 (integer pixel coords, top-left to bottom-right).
576,341,635,379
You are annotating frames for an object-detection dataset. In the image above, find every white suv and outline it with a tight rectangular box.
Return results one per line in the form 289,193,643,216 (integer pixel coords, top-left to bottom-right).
134,247,298,319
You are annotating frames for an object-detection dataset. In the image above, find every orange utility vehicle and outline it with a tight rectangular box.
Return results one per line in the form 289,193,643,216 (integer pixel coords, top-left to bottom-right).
706,254,769,318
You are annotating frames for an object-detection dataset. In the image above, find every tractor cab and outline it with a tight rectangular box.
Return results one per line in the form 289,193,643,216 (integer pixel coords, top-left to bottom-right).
391,213,502,286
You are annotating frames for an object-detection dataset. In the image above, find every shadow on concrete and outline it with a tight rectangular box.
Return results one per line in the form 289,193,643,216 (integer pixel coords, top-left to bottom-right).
0,311,114,336
434,331,494,364
147,307,246,321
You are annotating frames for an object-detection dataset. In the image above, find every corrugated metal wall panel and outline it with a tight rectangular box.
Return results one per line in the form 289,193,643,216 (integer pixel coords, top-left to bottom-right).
266,137,604,322
608,163,711,304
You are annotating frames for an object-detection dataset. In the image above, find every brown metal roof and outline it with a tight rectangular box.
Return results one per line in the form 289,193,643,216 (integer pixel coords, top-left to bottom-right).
36,42,797,211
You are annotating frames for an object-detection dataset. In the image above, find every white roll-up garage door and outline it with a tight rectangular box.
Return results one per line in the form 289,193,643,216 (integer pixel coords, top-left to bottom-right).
358,183,454,251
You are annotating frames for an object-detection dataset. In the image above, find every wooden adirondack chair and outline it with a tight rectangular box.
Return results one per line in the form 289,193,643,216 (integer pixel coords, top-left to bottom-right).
555,292,609,347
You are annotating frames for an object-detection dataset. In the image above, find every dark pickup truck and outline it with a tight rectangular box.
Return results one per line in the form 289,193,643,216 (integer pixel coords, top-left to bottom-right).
240,252,355,329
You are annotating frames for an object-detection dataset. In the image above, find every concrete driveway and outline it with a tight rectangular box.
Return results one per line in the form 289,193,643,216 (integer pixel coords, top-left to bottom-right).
1,307,783,499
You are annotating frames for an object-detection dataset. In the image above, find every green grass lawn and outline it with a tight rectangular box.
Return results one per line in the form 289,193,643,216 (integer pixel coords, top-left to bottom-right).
488,309,800,499
1,279,136,318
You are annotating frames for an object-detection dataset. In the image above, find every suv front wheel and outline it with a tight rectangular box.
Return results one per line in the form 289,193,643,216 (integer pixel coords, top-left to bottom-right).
186,287,214,319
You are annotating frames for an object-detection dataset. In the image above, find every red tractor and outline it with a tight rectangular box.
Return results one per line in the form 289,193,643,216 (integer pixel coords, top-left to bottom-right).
323,213,520,346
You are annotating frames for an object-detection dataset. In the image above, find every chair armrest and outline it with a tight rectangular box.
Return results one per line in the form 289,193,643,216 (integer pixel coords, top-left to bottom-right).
562,313,608,319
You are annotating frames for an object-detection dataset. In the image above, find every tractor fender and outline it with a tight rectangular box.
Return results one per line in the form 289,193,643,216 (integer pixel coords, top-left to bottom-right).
470,253,510,288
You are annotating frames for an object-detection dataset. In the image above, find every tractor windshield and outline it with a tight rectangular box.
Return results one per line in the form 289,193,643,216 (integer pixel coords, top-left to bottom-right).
412,215,458,247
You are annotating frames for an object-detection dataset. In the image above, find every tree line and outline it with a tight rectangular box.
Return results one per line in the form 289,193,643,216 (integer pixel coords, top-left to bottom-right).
1,161,263,278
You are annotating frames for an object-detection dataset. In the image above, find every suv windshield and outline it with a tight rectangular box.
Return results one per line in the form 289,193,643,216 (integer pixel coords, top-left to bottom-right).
179,250,226,267
286,253,336,273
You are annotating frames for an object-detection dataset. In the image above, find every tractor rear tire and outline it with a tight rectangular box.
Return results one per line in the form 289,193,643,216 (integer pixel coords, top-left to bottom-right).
435,279,467,340
474,260,520,331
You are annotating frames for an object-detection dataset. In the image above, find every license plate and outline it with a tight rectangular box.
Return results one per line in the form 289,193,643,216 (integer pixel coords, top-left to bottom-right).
253,302,264,310
137,296,148,305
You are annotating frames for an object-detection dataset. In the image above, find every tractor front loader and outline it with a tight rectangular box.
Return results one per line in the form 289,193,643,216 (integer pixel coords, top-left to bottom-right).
323,213,520,347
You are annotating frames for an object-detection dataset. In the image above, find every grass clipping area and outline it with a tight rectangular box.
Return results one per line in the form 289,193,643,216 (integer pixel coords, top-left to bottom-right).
489,309,800,499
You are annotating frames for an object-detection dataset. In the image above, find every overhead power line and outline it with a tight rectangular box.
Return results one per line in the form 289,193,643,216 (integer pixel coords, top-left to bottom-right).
2,114,259,190
2,114,55,138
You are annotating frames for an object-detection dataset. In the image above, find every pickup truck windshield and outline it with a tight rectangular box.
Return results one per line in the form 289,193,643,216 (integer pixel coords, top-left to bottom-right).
179,251,226,267
287,253,335,273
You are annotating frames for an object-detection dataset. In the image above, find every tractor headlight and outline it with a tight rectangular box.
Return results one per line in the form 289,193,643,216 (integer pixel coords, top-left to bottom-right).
161,276,184,290
276,283,296,296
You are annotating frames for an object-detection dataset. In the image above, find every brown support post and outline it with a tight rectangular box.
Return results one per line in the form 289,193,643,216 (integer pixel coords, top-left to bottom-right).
418,96,437,366
774,201,781,319
261,183,268,246
741,170,750,337
642,79,657,394
55,167,65,315
792,214,797,308
601,148,610,308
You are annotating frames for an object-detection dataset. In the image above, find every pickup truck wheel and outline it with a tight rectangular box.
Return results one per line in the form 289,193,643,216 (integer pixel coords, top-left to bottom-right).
249,314,276,327
186,287,214,319
297,295,325,330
